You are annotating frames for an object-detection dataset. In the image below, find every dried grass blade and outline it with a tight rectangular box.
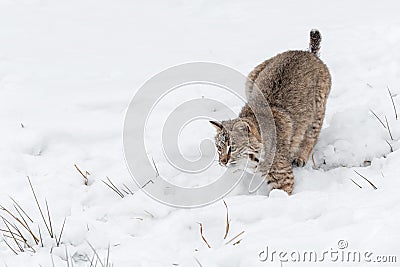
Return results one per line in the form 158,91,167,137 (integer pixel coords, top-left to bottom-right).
56,217,67,246
27,176,52,237
2,235,18,255
45,199,54,238
369,109,386,128
10,197,34,223
384,116,394,140
198,223,211,248
102,180,124,198
350,178,362,188
385,140,394,152
87,241,105,267
225,230,245,245
74,164,89,185
354,170,378,190
222,200,230,240
387,86,398,120
2,218,23,252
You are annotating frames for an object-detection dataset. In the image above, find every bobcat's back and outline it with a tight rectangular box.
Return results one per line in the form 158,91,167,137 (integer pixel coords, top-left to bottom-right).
246,50,331,124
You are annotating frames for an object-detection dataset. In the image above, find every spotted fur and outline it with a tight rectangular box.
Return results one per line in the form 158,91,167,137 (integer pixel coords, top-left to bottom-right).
211,29,331,194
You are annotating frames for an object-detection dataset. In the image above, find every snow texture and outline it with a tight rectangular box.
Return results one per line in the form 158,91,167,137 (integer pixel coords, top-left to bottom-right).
1,0,400,266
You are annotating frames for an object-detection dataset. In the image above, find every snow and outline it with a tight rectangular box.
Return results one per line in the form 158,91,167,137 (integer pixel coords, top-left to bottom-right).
1,0,400,266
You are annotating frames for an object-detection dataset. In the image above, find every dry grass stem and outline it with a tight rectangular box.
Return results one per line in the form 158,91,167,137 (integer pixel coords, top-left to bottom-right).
45,199,54,238
0,204,39,244
385,140,394,152
225,230,245,245
55,218,67,246
387,86,398,120
194,257,203,267
350,178,362,188
198,223,211,248
27,176,53,237
74,164,90,185
87,241,112,267
354,170,378,190
123,184,134,195
233,239,242,246
0,178,67,254
384,116,394,140
223,200,230,240
102,177,135,198
369,109,386,129
2,236,18,255
38,225,43,247
10,197,34,223
102,177,124,198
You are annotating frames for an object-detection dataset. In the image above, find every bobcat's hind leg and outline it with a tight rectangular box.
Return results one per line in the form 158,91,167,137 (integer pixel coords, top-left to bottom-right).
289,125,309,167
293,118,323,167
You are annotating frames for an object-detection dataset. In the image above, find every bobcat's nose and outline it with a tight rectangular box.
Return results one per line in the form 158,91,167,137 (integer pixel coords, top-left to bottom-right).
220,156,228,166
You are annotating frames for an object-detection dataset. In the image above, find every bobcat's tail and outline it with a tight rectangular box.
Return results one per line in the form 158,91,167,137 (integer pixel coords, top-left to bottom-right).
309,29,321,56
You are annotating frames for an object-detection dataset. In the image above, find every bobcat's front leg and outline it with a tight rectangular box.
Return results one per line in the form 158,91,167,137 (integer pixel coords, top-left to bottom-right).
260,107,295,195
267,163,295,194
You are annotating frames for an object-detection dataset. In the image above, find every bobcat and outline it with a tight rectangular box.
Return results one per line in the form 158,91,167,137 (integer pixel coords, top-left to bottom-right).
210,29,331,194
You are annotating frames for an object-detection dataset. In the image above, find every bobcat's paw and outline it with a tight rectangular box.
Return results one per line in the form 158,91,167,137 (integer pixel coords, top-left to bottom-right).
292,158,306,167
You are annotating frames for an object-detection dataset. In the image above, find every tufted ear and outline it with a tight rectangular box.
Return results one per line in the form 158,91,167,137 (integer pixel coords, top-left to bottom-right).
209,121,223,131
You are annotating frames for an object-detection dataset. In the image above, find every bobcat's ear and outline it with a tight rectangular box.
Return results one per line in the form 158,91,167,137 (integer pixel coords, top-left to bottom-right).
233,121,250,133
209,121,223,131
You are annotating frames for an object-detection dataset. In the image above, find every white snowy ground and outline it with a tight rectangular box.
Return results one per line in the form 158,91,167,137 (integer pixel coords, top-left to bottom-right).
1,0,400,266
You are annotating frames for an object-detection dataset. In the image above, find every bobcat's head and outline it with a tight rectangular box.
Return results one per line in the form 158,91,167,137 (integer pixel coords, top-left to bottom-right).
210,119,263,169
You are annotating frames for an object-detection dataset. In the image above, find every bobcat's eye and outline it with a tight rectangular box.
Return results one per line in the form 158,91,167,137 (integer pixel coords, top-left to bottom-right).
216,143,224,152
230,146,236,152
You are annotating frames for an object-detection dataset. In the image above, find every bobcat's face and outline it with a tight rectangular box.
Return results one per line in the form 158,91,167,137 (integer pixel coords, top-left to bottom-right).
210,119,263,170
